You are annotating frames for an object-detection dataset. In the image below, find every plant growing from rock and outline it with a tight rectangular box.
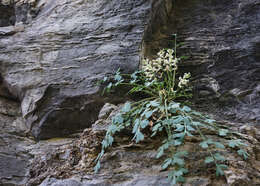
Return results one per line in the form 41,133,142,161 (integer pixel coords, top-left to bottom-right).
94,35,249,185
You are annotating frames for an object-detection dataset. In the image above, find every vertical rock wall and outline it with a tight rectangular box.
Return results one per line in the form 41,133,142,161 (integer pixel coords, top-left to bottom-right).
143,0,260,124
0,0,160,139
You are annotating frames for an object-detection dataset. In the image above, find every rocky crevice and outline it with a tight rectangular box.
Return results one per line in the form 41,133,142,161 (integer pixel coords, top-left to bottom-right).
143,0,260,124
0,0,259,185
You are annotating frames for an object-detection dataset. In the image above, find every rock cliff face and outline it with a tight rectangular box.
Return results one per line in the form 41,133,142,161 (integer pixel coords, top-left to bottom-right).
0,0,259,185
143,0,260,124
0,0,154,140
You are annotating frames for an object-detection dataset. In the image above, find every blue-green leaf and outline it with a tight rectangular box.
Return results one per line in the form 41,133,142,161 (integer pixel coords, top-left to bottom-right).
172,157,184,166
205,119,215,124
121,102,131,113
182,106,191,112
200,141,209,149
152,123,161,131
113,114,124,124
214,153,225,161
214,142,225,149
175,124,184,132
173,132,185,139
94,161,101,173
134,130,144,143
140,119,149,129
219,129,228,136
150,100,160,107
145,110,154,118
173,140,183,146
237,149,249,160
205,156,214,164
216,164,228,176
162,158,172,170
132,119,140,134
186,125,195,131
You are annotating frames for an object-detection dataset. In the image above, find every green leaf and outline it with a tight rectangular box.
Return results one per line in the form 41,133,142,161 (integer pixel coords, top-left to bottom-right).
168,171,176,183
214,153,225,162
173,132,185,139
229,139,247,148
140,119,149,129
134,130,144,143
172,157,185,166
152,123,161,132
102,139,108,148
205,156,214,164
144,110,154,118
228,140,238,148
156,148,164,159
170,102,180,109
176,176,185,183
172,116,184,124
113,114,124,124
237,149,249,160
205,119,215,124
108,124,117,133
214,142,225,149
94,161,101,173
132,119,140,134
182,106,191,112
219,129,228,136
150,100,160,107
199,141,209,149
114,73,122,81
192,121,202,126
162,158,172,170
107,135,114,146
191,111,203,117
186,131,194,137
216,164,227,176
121,102,131,113
175,168,188,176
96,149,104,161
173,140,183,146
103,76,108,82
186,125,195,131
183,117,191,125
156,142,169,158
175,124,184,132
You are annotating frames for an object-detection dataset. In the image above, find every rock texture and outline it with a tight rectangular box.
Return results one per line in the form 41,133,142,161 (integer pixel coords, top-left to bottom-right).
27,103,260,186
0,0,259,185
0,97,32,185
143,0,260,124
0,0,154,139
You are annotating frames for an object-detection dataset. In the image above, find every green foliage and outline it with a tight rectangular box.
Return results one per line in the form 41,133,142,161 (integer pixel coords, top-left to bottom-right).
94,35,249,185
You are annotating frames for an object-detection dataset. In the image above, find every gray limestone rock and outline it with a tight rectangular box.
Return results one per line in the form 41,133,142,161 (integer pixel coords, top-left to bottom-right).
143,0,260,124
0,0,260,185
0,0,156,139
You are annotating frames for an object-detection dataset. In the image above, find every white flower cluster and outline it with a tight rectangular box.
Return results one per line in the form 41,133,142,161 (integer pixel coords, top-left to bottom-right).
178,72,191,88
142,49,179,80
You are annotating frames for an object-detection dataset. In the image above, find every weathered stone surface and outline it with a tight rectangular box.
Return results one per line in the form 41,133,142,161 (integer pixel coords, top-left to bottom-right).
143,0,260,124
28,103,260,185
0,1,15,27
0,97,33,185
0,0,155,139
0,0,259,185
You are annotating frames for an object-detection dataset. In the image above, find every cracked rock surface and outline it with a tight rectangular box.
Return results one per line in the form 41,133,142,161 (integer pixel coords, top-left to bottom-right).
0,0,259,185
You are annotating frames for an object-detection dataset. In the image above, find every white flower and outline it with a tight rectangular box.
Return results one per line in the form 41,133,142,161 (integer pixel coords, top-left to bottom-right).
178,74,190,88
167,49,174,55
157,50,165,58
183,72,191,79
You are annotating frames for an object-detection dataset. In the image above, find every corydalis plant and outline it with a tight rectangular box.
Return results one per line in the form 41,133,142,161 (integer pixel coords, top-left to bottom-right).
95,36,249,185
